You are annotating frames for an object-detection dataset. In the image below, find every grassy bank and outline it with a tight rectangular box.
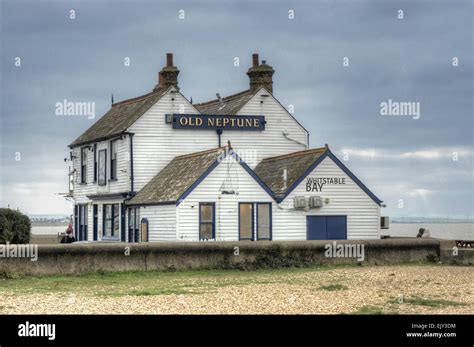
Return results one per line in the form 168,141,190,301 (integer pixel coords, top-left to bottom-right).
0,264,356,296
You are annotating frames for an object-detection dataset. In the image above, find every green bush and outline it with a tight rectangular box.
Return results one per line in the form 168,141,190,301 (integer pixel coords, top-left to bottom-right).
426,253,439,263
0,208,31,244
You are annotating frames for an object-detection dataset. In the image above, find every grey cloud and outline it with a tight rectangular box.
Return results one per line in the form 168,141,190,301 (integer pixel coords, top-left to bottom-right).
0,0,472,215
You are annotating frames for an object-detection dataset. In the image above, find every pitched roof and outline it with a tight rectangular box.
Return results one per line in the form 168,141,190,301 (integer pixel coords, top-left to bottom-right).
69,87,169,147
193,90,254,115
127,146,276,206
127,147,226,205
254,147,383,205
254,147,328,198
127,145,382,206
194,88,309,135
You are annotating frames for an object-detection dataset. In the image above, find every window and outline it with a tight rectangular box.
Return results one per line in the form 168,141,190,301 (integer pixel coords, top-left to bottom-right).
239,203,272,241
80,147,88,183
239,203,254,240
103,204,119,238
140,218,148,242
257,203,271,240
128,208,140,242
199,203,215,240
79,204,88,241
93,204,98,241
110,140,118,180
98,149,107,186
75,204,88,241
93,144,97,182
74,205,79,239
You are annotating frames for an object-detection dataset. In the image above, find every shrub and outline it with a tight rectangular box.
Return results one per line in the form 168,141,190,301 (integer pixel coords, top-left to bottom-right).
426,253,439,263
0,268,21,279
0,208,31,244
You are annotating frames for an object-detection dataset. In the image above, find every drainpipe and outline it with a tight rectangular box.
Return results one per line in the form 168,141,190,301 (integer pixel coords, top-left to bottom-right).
282,130,307,147
127,132,135,194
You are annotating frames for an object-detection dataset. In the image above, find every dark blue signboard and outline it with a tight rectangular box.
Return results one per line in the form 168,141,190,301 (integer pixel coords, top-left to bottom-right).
172,114,266,131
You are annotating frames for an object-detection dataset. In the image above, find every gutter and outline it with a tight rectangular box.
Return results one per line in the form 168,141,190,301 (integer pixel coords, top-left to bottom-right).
68,132,126,148
126,201,176,207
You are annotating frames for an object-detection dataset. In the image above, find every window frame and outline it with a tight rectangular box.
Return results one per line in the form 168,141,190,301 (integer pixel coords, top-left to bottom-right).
98,149,107,186
199,202,215,240
238,202,254,241
140,218,149,242
256,203,272,241
110,139,118,180
128,207,140,242
102,203,120,240
79,204,88,241
80,147,88,184
74,205,79,240
93,144,98,182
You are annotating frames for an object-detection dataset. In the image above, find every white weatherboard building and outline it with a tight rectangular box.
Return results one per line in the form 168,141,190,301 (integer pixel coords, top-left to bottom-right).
68,53,383,242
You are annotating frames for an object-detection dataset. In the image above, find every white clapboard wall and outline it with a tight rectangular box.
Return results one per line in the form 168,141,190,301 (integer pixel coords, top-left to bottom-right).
128,87,308,192
71,137,130,203
140,204,177,242
273,156,381,240
176,155,273,241
220,88,308,168
73,87,308,199
141,154,274,242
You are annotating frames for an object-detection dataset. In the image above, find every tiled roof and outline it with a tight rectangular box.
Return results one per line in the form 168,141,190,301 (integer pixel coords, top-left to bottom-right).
193,90,254,115
126,145,381,206
69,87,169,147
127,147,226,205
254,147,328,198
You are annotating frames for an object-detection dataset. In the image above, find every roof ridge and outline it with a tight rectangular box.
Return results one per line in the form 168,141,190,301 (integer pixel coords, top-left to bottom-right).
193,89,252,107
111,88,165,108
260,147,327,162
174,146,228,160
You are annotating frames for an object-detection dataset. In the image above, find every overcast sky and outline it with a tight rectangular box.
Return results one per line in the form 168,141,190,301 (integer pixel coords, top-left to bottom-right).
0,0,472,218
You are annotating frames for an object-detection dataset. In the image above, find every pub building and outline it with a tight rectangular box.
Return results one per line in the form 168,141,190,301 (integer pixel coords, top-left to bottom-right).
68,53,383,242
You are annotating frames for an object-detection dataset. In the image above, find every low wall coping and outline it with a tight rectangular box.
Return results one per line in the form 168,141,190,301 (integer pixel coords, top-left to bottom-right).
24,238,441,256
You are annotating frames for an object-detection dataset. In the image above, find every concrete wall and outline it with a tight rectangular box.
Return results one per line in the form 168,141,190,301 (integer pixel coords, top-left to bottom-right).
0,238,453,277
29,235,60,245
439,240,474,265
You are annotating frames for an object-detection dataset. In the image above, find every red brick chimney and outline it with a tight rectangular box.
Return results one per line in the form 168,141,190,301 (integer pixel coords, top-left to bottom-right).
247,53,275,94
154,53,180,91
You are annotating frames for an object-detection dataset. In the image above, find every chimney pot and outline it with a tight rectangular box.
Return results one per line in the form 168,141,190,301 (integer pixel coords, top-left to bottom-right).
166,53,173,67
252,53,259,67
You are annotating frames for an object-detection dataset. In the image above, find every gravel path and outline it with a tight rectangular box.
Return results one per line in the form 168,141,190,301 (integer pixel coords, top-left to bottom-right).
0,265,472,314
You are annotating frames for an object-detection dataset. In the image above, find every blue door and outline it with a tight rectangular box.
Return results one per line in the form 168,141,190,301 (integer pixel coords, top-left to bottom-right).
307,216,347,240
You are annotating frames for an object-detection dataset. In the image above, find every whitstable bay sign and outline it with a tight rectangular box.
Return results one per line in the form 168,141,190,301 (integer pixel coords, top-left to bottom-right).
171,114,266,131
306,177,346,192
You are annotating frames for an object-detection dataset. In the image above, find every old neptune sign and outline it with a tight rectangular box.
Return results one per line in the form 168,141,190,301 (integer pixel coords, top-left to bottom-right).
172,114,266,131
